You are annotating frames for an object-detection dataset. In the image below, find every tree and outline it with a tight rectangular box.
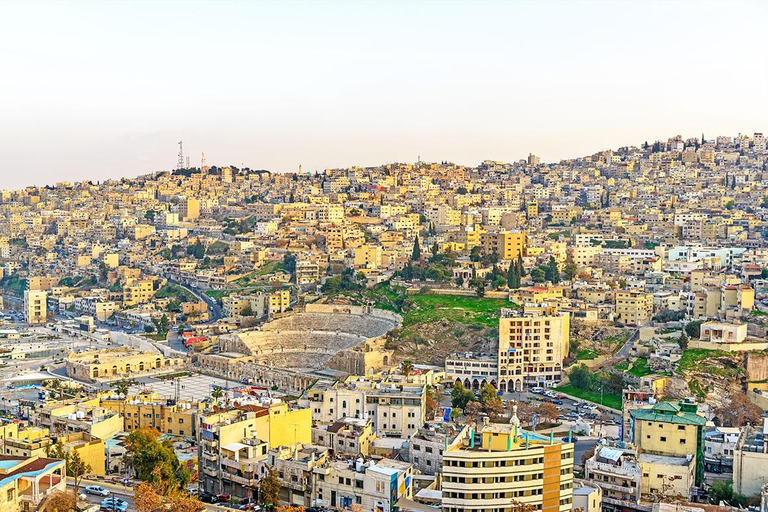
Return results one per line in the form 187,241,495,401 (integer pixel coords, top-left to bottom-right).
125,427,188,492
545,256,560,284
678,330,689,350
400,360,414,379
530,267,546,283
211,386,224,404
469,246,482,262
259,466,281,509
39,490,78,512
479,383,498,405
685,320,702,339
536,402,559,424
463,400,483,422
135,482,163,512
568,364,592,390
411,235,421,261
68,448,91,493
562,257,578,281
45,441,91,494
425,386,439,420
451,381,474,410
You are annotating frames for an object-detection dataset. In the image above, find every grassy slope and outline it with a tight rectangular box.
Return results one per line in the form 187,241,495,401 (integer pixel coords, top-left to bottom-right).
554,384,622,410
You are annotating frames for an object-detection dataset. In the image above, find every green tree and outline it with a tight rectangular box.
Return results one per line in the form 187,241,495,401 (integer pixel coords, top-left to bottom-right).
68,448,91,493
259,466,281,509
125,427,189,491
568,364,592,390
451,381,475,410
43,442,91,494
211,386,224,404
530,267,546,283
479,382,498,405
545,256,560,284
685,320,702,339
562,257,578,281
112,379,130,397
469,246,482,262
411,235,421,261
678,331,689,350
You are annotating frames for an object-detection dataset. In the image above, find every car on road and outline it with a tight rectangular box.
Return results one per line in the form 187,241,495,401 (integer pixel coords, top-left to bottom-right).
100,497,129,511
216,494,232,503
199,491,217,503
85,485,110,496
561,436,579,443
529,387,544,394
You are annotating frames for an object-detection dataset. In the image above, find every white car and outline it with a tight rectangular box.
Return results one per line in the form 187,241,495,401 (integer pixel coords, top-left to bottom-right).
84,485,110,496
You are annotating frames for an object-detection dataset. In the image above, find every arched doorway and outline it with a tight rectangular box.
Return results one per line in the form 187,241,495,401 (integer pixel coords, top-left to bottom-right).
499,380,507,393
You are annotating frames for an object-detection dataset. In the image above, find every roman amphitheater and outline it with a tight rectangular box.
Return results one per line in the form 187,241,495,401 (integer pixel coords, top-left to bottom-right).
217,304,401,374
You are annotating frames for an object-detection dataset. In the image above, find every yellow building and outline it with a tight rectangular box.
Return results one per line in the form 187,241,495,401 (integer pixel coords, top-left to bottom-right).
509,286,565,304
614,290,653,326
26,276,57,291
65,347,183,382
480,231,527,261
629,400,705,486
353,244,382,270
497,306,569,392
180,197,200,220
442,421,574,512
198,402,311,497
23,290,47,325
268,289,290,315
100,391,200,437
0,455,67,512
57,432,106,475
122,279,154,307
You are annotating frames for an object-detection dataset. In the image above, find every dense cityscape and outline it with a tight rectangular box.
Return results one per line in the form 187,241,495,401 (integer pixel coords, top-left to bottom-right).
0,132,766,512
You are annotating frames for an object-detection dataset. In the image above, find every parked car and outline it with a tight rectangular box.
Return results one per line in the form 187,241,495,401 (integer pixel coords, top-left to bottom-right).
85,486,110,497
199,491,217,503
529,387,544,394
216,494,232,503
101,497,129,511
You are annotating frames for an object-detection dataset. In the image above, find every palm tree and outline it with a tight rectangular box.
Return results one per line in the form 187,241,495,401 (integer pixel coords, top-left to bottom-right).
112,379,130,397
401,360,414,380
211,386,224,405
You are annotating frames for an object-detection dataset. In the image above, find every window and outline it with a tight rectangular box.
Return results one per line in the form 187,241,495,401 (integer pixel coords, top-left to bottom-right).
660,436,667,442
680,439,686,444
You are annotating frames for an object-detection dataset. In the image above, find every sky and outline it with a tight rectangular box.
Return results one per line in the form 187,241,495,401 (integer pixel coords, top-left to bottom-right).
0,0,766,189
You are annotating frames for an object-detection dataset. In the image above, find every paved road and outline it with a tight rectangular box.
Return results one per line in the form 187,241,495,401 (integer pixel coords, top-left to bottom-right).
72,478,235,512
166,278,223,323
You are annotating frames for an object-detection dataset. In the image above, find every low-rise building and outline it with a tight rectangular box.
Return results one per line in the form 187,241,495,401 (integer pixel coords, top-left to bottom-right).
65,347,184,382
0,455,67,512
732,418,768,498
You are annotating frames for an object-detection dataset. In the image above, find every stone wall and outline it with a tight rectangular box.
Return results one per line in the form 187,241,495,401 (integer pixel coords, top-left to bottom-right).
746,352,768,383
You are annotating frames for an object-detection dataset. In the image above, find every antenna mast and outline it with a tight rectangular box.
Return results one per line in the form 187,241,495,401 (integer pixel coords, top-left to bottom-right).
177,141,184,170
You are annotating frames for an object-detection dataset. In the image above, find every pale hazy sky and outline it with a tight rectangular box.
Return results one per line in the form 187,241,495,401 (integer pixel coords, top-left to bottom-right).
0,0,766,189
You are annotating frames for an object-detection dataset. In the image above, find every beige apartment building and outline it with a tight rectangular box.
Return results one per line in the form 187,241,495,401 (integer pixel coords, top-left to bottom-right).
23,290,47,325
480,231,527,261
497,305,570,391
614,290,653,326
122,279,154,307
